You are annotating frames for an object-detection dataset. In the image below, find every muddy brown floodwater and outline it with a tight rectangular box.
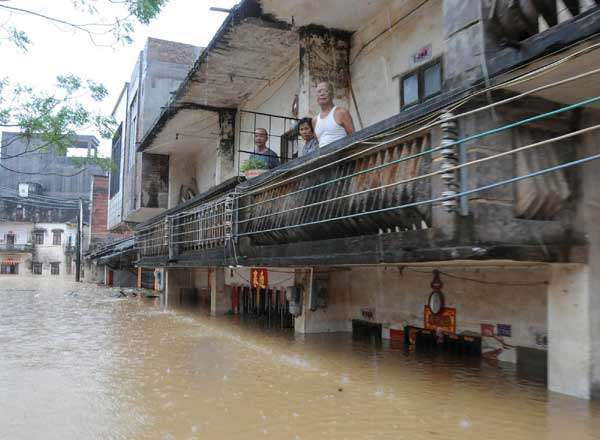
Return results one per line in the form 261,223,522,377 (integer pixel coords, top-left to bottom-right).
1,277,599,440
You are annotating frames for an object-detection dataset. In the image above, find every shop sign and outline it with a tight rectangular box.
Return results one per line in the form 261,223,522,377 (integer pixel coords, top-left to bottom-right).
411,44,432,66
251,268,268,289
424,306,456,334
1,255,20,265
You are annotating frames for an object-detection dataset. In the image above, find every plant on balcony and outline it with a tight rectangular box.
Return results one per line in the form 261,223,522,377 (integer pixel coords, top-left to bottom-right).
240,157,267,179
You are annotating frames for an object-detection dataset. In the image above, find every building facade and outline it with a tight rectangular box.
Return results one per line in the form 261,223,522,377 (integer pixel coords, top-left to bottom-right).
0,132,103,277
91,0,600,400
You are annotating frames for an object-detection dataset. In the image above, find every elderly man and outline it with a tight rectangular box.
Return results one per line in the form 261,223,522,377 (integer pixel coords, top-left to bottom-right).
313,81,355,148
249,128,280,169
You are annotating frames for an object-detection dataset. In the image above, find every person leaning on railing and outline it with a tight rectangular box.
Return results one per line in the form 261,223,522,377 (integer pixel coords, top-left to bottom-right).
298,117,319,156
313,81,355,148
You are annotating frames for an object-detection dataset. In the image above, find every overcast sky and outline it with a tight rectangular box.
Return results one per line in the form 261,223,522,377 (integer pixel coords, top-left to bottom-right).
0,0,239,156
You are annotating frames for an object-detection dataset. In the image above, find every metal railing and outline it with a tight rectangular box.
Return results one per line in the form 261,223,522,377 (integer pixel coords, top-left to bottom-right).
0,244,33,252
135,218,169,258
135,194,235,260
171,194,234,254
491,0,599,42
238,110,300,174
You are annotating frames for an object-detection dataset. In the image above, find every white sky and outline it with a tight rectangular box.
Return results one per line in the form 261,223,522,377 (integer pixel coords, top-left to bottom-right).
0,0,239,156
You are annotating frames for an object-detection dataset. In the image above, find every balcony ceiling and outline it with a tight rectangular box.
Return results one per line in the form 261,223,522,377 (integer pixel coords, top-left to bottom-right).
180,20,298,109
143,109,219,156
503,39,600,109
260,0,393,31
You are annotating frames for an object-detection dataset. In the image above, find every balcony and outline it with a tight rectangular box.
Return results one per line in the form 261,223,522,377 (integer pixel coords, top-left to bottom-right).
0,244,33,252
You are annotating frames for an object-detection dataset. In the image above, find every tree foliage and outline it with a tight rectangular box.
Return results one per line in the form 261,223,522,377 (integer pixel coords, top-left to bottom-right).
0,0,168,175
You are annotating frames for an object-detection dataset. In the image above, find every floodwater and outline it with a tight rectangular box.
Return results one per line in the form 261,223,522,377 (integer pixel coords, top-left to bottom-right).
1,278,599,440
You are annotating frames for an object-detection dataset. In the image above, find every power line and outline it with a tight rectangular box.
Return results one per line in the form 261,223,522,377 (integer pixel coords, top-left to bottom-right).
237,152,600,237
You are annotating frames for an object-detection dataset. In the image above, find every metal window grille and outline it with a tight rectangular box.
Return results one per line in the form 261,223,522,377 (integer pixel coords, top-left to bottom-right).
34,232,44,245
238,110,300,174
50,263,60,275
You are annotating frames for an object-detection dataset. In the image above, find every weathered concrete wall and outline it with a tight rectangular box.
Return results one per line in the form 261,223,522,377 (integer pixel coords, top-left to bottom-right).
299,26,351,118
140,38,202,138
344,266,548,349
349,0,443,127
294,269,350,333
167,154,197,209
547,264,591,399
574,109,600,398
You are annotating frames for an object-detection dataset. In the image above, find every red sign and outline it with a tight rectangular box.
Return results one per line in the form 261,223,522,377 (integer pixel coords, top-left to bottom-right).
251,268,268,289
424,306,456,334
481,323,495,337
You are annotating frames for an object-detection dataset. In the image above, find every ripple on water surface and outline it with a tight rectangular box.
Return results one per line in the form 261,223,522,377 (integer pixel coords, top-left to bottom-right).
0,276,599,440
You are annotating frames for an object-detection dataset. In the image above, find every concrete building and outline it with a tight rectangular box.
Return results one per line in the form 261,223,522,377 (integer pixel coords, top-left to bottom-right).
0,132,104,278
107,38,203,232
90,0,600,400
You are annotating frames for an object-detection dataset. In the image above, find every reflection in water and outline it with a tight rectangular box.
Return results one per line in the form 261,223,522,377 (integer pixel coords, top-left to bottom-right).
1,277,599,440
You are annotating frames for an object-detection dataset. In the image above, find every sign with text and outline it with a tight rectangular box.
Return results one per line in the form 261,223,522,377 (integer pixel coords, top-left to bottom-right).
251,268,268,289
424,306,456,334
411,44,432,66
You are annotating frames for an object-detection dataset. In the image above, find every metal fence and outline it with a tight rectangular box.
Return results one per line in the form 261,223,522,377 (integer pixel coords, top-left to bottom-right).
135,218,169,258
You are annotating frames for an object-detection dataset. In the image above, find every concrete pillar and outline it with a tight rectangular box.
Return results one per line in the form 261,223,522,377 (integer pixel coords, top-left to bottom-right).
210,268,229,316
442,0,484,90
215,109,236,185
298,25,351,117
547,264,593,399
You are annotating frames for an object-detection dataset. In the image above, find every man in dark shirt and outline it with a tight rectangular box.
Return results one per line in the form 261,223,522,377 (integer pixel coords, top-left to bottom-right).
249,128,280,169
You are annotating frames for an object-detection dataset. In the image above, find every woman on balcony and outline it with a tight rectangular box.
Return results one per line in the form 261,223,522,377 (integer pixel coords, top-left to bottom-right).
298,117,319,156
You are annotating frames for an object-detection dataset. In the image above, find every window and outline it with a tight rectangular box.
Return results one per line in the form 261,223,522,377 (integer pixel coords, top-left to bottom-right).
53,231,62,245
32,262,42,275
16,206,24,221
110,123,123,198
128,94,138,170
51,262,60,275
34,231,44,245
400,58,443,109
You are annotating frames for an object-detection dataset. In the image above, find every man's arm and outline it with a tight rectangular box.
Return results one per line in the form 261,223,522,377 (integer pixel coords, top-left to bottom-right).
335,107,355,135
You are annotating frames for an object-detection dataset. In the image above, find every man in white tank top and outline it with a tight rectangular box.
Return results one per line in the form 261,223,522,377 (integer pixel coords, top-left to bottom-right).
313,81,355,148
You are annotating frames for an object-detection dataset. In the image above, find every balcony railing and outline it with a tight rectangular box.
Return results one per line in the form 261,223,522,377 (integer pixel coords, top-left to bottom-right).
135,218,169,259
135,194,235,261
170,194,234,255
0,244,33,252
236,134,433,244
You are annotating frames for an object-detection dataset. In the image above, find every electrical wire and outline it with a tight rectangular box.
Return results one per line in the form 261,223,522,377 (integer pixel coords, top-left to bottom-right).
404,268,548,287
236,94,600,214
234,44,600,199
237,151,600,237
237,123,600,224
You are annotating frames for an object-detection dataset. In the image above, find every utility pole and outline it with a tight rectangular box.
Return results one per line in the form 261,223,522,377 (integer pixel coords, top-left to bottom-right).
75,198,83,282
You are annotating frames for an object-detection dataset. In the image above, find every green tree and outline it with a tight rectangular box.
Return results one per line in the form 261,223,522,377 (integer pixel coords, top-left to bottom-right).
0,0,168,175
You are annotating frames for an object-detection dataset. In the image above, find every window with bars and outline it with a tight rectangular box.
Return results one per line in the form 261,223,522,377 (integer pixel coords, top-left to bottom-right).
110,123,123,198
34,231,44,245
32,263,42,275
53,231,62,245
50,262,60,275
400,58,443,110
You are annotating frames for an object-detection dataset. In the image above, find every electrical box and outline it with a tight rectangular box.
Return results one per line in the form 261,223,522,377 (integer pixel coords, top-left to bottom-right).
310,271,329,312
286,285,303,317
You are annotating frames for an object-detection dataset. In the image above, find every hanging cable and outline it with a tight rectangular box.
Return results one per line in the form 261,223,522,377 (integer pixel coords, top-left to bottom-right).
236,94,600,213
237,123,600,224
237,151,600,237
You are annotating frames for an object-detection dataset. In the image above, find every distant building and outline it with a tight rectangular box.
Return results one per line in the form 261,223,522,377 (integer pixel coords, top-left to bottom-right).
0,133,103,277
